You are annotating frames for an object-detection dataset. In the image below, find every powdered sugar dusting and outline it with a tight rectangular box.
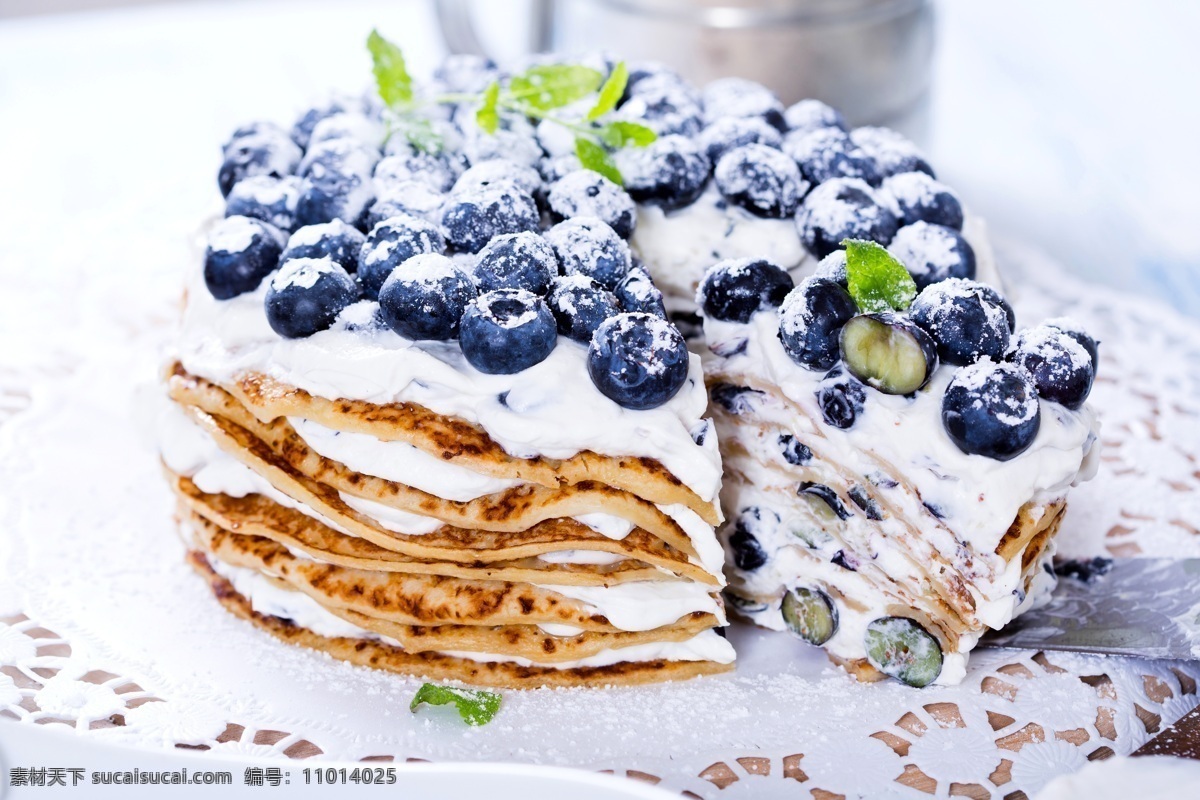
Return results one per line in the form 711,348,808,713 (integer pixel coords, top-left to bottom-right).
208,215,272,254
270,256,338,291
951,358,1040,426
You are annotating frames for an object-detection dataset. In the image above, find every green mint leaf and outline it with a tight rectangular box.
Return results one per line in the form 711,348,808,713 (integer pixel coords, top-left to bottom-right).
367,29,413,108
410,683,501,726
843,238,917,313
476,81,501,134
508,64,603,111
586,61,628,121
575,137,623,185
599,120,657,149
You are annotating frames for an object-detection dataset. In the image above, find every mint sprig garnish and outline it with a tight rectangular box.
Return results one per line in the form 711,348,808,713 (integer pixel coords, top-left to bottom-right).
843,239,918,313
410,683,501,726
365,31,655,180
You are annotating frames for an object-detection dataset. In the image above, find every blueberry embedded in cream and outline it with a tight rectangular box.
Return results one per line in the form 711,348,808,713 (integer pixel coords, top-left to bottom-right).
697,258,795,324
617,135,710,210
782,587,837,645
864,617,943,688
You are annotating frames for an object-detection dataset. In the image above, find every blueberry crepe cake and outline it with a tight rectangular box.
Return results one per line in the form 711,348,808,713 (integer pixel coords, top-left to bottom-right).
161,38,1100,689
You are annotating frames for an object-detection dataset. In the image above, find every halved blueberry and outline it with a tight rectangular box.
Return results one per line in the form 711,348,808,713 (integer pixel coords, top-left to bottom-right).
888,221,976,289
282,220,365,273
816,364,867,429
441,184,540,254
545,217,632,290
798,482,850,520
588,313,690,410
617,135,711,211
545,275,619,343
783,127,879,186
840,313,939,395
1009,325,1096,409
203,216,283,300
777,277,858,370
715,144,809,218
795,178,898,260
697,116,783,164
698,258,795,323
909,279,1011,366
864,616,943,688
778,434,813,466
460,289,558,374
358,214,446,299
473,231,558,295
614,269,667,317
546,171,637,239
377,253,477,341
783,99,846,135
264,258,359,339
782,587,838,645
881,171,963,230
218,122,302,197
851,127,934,179
942,359,1041,460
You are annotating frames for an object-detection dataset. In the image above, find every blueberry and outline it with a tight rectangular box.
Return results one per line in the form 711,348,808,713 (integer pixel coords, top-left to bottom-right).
614,269,667,317
729,507,775,571
888,222,976,289
308,112,384,151
782,587,838,645
264,258,359,339
778,434,813,466
619,81,703,138
433,53,499,94
777,277,858,370
697,117,783,164
377,253,477,341
1010,325,1096,409
459,289,558,374
783,127,880,186
451,159,544,198
546,171,637,239
798,482,851,520
224,175,304,232
942,359,1041,460
840,313,939,395
881,172,963,229
460,123,545,170
1044,317,1100,366
587,313,690,410
698,258,795,323
290,97,352,149
783,99,847,135
795,178,898,260
851,127,934,179
294,139,377,229
909,279,1011,366
441,184,540,254
977,283,1017,331
710,383,764,416
282,220,366,273
812,250,848,286
374,151,460,193
848,486,884,520
539,154,583,185
358,214,446,299
701,77,787,131
364,181,445,229
816,364,867,429
472,231,558,295
218,122,302,197
545,217,632,290
203,216,283,300
546,275,620,343
714,144,809,218
864,617,943,687
617,135,711,211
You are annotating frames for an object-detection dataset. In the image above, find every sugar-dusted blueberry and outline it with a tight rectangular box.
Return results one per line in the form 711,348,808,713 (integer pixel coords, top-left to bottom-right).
698,258,795,323
374,150,460,194
539,153,582,185
812,250,848,286
451,159,544,199
778,433,813,466
307,112,385,151
441,184,540,254
909,278,1011,366
881,171,963,229
282,220,366,273
841,313,939,395
796,178,898,260
783,99,847,134
358,213,446,299
290,96,353,149
816,364,867,429
619,79,703,138
888,221,976,289
545,217,632,290
203,215,284,300
1044,317,1100,365
714,144,809,218
377,252,477,341
225,175,304,232
546,274,620,343
459,289,558,374
701,77,787,130
264,257,359,339
588,313,690,410
617,135,711,211
1010,324,1096,409
546,171,637,239
783,127,880,186
614,269,667,318
473,231,559,295
218,122,302,198
433,53,499,94
729,507,776,571
294,138,377,229
851,126,934,179
778,277,858,370
697,117,783,165
864,616,943,688
365,181,445,229
942,359,1041,460
460,117,545,169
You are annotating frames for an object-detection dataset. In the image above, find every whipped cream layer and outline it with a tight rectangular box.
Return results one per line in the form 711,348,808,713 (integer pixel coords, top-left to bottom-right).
178,268,723,504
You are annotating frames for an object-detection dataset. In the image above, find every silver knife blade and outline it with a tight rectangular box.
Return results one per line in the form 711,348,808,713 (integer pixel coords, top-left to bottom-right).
981,558,1200,660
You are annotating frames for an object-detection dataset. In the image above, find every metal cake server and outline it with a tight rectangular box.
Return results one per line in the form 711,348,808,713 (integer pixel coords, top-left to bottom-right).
981,558,1200,660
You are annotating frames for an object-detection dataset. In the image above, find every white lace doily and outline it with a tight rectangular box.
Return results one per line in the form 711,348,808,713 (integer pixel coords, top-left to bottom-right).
2,237,1199,800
